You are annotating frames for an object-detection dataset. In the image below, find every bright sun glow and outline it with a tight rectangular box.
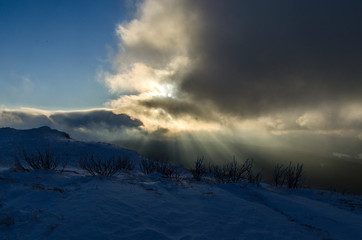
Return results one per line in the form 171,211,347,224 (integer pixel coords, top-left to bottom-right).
148,83,175,98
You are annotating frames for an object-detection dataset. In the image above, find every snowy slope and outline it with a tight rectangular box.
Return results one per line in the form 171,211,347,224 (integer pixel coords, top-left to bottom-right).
0,169,361,240
0,127,362,239
0,127,140,168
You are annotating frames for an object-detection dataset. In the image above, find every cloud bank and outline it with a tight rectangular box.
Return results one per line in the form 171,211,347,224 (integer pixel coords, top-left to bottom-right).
182,1,362,117
2,1,362,155
0,109,143,141
100,0,362,140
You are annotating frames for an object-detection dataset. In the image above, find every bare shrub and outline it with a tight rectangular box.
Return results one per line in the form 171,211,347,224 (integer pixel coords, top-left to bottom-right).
79,154,123,177
139,158,182,180
285,162,304,189
207,163,226,182
14,148,60,171
157,160,177,178
140,158,157,175
118,156,135,171
191,157,206,181
12,155,30,172
241,158,263,185
254,170,263,187
226,159,242,182
209,158,262,184
211,164,226,183
223,158,247,183
273,164,286,186
244,158,255,183
273,162,304,189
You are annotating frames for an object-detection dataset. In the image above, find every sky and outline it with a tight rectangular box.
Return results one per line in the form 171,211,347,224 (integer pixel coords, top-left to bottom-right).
1,0,362,161
0,0,127,109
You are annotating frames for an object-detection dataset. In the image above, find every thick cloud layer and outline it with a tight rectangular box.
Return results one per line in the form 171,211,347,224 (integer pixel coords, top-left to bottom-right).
50,110,142,130
181,0,362,116
0,109,143,141
102,0,362,139
0,109,52,129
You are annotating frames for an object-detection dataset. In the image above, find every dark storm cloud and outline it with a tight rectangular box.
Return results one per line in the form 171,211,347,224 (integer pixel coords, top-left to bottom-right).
49,110,143,130
139,97,215,121
181,0,362,117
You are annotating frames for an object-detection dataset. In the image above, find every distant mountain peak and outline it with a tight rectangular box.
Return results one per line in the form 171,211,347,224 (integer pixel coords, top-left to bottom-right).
29,126,71,139
37,126,52,130
0,126,71,140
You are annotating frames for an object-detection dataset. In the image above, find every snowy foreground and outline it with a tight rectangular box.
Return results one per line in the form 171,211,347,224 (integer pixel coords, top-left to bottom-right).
1,169,362,240
0,127,362,239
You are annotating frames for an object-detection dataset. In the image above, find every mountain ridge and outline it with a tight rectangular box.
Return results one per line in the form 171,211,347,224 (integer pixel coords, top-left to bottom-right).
0,126,140,167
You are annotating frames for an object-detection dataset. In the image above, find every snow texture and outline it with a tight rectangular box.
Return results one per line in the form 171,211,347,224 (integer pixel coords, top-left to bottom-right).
0,127,361,239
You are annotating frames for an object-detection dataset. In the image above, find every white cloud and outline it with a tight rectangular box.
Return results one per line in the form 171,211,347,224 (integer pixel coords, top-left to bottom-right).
100,0,201,133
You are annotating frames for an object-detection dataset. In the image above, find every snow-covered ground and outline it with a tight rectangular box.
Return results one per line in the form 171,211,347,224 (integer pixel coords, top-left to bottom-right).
0,126,141,168
1,169,361,240
0,127,362,239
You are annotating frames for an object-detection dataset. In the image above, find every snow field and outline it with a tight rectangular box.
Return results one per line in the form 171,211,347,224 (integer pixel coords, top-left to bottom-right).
1,168,361,240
